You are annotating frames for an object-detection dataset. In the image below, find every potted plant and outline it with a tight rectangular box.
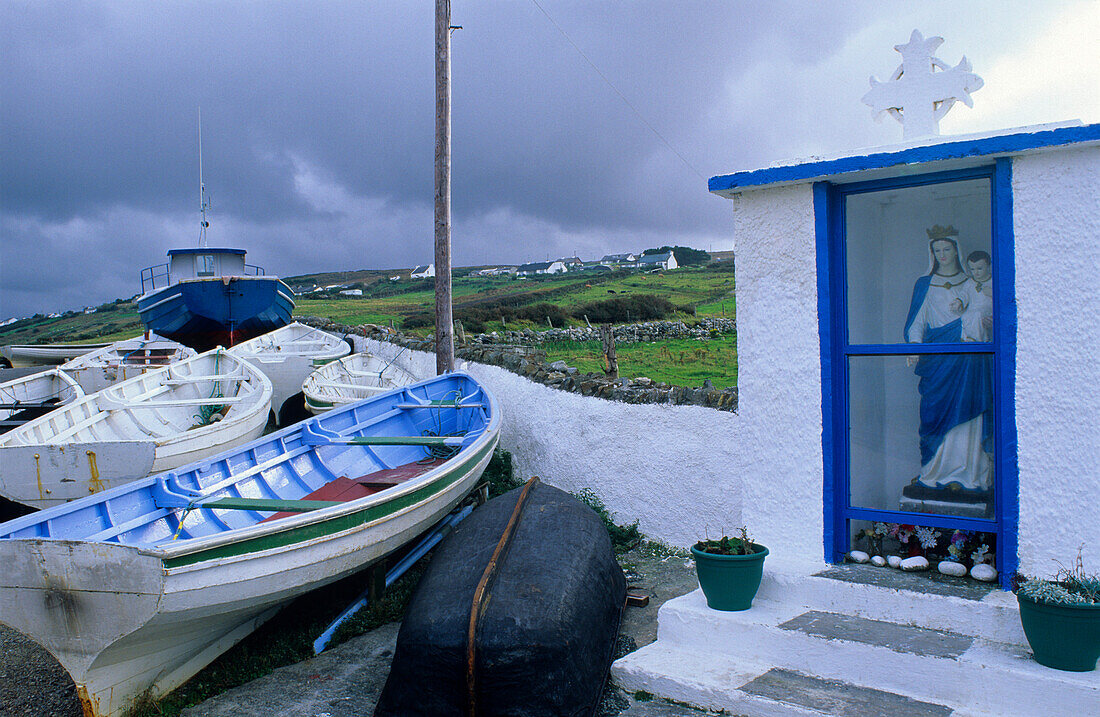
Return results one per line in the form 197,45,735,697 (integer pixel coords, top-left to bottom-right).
1014,550,1100,672
691,527,768,611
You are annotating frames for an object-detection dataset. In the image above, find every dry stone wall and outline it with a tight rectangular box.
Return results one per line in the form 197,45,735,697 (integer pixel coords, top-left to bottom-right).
299,316,738,412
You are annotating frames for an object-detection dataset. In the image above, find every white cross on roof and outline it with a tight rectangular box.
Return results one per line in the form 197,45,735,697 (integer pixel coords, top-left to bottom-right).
862,30,984,140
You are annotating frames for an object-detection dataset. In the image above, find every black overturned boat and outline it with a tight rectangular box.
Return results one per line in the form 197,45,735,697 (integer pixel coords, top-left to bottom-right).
375,477,627,717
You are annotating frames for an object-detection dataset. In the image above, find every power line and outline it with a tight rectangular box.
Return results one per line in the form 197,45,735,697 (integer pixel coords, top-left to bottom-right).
528,0,706,181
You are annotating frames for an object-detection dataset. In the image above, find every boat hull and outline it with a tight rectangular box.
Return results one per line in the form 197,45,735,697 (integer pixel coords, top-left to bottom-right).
303,352,419,414
376,481,627,716
0,368,84,433
0,373,500,716
228,323,350,424
1,344,110,368
137,277,295,351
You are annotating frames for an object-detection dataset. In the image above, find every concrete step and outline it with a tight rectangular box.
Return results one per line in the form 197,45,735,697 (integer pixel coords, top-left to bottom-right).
615,589,1100,715
615,646,955,717
754,560,1025,646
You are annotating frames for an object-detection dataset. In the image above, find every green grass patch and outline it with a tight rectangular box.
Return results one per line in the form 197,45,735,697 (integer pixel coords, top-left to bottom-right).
574,488,643,554
540,335,737,389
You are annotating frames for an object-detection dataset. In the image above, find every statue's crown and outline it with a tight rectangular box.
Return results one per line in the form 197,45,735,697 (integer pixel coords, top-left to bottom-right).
926,224,959,240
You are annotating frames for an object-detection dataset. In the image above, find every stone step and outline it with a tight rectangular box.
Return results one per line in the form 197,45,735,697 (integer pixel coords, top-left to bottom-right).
755,559,1025,645
623,589,1100,715
615,647,955,717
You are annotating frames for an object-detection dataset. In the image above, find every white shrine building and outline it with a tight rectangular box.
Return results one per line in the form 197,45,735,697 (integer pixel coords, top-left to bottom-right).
611,33,1100,715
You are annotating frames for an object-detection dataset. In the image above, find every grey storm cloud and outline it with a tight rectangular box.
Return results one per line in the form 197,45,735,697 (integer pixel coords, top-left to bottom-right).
2,0,1095,318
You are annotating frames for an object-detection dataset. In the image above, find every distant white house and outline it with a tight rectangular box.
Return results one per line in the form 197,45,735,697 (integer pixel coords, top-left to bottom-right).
339,289,363,297
601,253,637,264
517,260,566,276
557,256,583,270
637,250,678,271
83,306,98,314
411,264,435,279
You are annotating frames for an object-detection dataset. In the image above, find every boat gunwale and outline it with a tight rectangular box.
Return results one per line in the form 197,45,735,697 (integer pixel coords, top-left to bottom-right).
158,431,499,568
136,275,295,304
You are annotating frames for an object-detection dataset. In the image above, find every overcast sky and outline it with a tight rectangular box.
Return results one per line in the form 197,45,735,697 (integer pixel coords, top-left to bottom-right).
2,1,1097,319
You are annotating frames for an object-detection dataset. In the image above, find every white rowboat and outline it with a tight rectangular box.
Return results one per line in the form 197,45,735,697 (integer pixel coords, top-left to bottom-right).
0,368,84,433
0,372,500,717
1,342,110,367
59,333,196,394
228,322,350,424
303,350,418,414
0,348,272,507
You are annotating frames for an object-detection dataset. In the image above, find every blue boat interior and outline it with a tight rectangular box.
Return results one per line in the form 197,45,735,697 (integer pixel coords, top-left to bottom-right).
0,374,492,549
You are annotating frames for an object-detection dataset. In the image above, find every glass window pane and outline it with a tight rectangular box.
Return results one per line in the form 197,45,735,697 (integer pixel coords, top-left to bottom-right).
845,179,992,345
848,354,994,518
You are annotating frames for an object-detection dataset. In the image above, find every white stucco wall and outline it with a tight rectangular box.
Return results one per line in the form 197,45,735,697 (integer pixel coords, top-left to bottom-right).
354,188,828,568
1011,145,1100,575
344,141,1096,581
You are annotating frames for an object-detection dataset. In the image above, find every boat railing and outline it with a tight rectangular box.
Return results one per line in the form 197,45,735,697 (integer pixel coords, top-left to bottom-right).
244,263,266,276
141,263,171,293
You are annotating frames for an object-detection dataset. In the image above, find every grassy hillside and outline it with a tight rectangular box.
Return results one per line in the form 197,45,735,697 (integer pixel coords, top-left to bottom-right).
2,265,739,351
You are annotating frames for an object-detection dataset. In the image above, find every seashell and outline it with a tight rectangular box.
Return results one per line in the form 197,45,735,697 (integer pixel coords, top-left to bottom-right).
937,560,967,577
971,564,998,582
900,556,929,571
887,555,903,569
870,555,887,567
848,550,870,563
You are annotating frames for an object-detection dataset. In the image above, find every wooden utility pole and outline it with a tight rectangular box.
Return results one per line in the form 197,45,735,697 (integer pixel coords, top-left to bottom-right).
434,0,455,374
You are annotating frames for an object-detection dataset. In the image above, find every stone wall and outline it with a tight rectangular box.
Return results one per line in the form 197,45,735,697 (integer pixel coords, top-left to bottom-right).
297,316,739,412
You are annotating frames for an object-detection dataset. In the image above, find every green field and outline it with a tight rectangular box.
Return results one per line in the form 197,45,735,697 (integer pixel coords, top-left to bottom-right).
3,265,737,386
541,335,738,389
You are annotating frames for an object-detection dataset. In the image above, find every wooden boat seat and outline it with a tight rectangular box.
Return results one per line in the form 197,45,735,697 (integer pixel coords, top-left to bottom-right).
260,457,445,523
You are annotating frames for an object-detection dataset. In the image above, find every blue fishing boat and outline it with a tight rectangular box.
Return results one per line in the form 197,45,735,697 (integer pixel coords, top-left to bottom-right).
136,123,295,351
0,371,500,717
137,247,295,351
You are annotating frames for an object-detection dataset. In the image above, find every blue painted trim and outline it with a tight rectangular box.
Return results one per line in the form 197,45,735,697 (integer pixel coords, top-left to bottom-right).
845,507,995,533
992,157,1019,589
167,247,247,256
818,163,1019,582
710,123,1100,193
814,182,837,562
849,343,993,355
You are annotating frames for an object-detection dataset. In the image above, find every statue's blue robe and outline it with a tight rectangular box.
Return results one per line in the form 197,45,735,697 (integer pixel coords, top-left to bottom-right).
904,276,994,469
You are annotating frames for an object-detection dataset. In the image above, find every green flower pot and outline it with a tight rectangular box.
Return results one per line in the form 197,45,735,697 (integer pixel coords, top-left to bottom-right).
691,543,769,611
1017,593,1100,671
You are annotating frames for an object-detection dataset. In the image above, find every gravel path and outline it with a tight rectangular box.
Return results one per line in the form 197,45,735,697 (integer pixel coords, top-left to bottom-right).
0,625,82,717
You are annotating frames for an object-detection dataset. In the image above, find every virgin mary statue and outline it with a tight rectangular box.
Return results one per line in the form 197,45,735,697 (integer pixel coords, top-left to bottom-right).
902,226,993,501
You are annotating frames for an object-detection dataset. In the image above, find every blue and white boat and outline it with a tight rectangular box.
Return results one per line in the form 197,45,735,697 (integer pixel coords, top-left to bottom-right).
0,372,500,717
137,247,295,351
136,128,295,351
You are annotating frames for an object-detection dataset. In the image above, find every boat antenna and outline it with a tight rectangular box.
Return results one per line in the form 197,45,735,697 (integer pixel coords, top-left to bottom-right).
198,108,209,248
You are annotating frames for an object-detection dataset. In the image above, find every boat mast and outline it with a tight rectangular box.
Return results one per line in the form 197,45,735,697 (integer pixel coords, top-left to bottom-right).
198,108,209,248
434,0,455,374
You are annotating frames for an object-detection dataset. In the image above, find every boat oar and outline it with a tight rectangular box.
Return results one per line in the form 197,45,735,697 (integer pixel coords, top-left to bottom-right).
313,501,476,655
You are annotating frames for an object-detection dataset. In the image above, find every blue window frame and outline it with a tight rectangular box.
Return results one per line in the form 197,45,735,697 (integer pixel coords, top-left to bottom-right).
816,160,1018,588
